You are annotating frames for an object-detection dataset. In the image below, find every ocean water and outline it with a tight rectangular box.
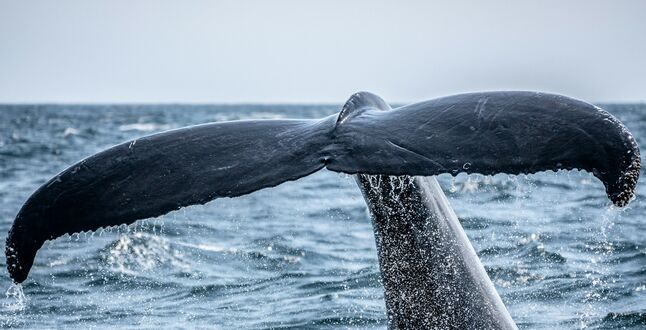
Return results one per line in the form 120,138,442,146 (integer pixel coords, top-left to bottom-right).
0,103,644,329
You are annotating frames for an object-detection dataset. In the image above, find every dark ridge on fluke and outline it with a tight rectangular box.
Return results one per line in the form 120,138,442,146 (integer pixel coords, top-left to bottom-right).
5,91,640,285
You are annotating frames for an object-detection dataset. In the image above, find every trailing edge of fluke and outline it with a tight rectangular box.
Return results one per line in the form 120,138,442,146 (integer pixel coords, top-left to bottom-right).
5,91,641,283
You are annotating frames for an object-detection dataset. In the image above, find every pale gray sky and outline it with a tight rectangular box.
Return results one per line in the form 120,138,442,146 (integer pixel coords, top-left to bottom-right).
1,0,645,103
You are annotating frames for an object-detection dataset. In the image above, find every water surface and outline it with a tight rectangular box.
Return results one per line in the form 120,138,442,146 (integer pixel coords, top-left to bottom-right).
1,103,645,329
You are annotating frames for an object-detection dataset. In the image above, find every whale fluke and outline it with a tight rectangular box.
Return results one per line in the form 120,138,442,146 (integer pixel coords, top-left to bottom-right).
6,91,639,283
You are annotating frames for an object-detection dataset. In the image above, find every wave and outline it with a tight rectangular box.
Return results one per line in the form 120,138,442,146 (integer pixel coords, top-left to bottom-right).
594,311,646,328
100,232,191,276
117,123,172,132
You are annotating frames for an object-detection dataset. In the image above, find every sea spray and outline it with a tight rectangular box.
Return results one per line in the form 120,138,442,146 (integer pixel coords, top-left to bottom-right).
579,205,623,328
5,283,26,312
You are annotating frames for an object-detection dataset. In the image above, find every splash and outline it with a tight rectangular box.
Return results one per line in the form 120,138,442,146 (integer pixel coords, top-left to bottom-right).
4,283,26,312
104,232,191,275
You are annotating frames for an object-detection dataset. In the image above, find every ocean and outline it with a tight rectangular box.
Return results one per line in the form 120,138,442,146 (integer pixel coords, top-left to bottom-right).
0,103,644,329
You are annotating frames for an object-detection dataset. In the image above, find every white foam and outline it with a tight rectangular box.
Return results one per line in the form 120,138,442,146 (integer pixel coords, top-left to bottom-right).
118,123,171,132
5,283,26,312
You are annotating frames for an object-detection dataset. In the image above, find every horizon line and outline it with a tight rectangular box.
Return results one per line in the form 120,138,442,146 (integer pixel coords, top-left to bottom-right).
1,99,646,106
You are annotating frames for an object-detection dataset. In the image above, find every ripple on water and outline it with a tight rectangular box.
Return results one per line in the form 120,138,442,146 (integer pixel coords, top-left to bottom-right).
1,104,645,328
100,232,191,276
593,311,646,329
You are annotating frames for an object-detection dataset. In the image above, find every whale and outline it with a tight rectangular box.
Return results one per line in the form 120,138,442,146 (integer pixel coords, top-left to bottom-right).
5,91,640,329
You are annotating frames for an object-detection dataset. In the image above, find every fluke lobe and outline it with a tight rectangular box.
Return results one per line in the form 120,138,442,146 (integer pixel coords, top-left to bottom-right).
5,91,640,329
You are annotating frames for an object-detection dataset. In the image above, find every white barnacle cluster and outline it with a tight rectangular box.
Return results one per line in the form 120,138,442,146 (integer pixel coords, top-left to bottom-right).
611,157,640,207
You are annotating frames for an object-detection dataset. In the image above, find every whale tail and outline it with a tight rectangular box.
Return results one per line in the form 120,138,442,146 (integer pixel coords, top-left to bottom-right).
6,91,640,283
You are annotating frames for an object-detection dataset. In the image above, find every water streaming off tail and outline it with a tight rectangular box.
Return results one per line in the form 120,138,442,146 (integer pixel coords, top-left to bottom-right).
579,206,623,329
5,283,26,312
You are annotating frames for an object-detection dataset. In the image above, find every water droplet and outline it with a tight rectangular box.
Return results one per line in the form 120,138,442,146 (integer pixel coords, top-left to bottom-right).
5,283,27,311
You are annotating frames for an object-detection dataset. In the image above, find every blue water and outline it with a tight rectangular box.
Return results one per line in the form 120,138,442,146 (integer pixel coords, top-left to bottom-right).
0,103,645,329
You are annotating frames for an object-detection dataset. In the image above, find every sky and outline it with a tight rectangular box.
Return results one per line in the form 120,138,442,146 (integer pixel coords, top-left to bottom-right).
0,0,645,104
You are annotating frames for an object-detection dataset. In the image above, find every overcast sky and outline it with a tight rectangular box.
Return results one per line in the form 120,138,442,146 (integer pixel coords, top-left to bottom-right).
1,1,645,104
